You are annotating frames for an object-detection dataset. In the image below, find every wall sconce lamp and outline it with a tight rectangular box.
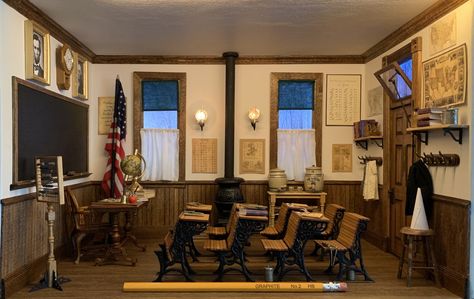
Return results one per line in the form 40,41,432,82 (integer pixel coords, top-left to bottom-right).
195,109,208,131
248,107,261,130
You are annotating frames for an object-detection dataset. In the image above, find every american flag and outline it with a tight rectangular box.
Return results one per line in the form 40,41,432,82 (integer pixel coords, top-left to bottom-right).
101,78,126,198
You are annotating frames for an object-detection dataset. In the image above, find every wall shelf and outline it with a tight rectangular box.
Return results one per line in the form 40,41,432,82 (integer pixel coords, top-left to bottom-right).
406,124,469,145
354,136,383,150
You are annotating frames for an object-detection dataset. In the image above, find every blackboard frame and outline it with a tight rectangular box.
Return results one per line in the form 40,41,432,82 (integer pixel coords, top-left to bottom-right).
11,76,90,189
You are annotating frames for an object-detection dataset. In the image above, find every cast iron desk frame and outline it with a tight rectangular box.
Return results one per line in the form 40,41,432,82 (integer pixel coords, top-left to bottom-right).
154,213,209,282
213,215,267,282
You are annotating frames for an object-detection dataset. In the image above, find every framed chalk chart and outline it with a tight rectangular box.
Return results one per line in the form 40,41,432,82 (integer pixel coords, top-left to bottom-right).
12,77,89,188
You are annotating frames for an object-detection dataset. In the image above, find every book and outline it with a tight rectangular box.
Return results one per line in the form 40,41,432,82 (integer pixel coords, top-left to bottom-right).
417,119,443,127
239,208,268,217
417,107,445,114
416,113,442,120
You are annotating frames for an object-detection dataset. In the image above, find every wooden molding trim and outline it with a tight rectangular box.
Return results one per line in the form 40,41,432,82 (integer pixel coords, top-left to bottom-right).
432,193,470,207
93,55,365,65
437,265,468,298
3,0,95,61
363,0,468,62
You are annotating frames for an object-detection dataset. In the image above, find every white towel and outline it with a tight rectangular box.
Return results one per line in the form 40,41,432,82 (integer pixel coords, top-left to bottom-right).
363,160,379,201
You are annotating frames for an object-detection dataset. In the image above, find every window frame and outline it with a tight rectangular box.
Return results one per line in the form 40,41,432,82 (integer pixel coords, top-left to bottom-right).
270,72,323,170
133,72,186,181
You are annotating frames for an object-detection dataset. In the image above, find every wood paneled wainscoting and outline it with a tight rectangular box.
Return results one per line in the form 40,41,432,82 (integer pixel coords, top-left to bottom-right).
0,180,469,297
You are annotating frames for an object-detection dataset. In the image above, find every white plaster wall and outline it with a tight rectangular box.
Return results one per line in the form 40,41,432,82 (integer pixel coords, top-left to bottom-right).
0,2,88,200
90,63,366,183
365,1,472,200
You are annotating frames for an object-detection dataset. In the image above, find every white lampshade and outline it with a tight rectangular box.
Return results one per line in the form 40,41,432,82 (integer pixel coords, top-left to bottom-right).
195,109,208,130
248,107,261,130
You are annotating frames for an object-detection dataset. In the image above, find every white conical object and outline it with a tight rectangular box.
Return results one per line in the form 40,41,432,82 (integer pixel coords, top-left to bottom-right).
410,187,429,230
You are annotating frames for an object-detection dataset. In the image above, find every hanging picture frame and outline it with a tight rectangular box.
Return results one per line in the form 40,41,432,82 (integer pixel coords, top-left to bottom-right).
326,74,361,126
72,53,89,100
423,44,466,108
24,20,50,85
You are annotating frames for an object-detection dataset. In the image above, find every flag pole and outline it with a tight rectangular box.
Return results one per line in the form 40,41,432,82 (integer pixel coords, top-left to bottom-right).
110,78,118,198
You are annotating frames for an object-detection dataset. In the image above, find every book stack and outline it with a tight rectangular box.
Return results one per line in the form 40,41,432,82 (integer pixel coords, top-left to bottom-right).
415,107,444,127
353,119,380,138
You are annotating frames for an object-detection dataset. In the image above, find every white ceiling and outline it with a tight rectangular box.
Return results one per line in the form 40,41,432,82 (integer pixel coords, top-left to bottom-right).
30,0,438,56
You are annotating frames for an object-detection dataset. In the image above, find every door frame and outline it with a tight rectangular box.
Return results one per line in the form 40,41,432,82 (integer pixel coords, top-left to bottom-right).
382,37,422,253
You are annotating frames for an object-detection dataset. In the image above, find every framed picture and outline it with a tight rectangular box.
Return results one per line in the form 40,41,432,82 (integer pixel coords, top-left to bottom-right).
239,139,265,174
24,20,50,85
423,44,466,108
72,53,89,100
98,97,115,135
332,144,352,172
326,74,361,126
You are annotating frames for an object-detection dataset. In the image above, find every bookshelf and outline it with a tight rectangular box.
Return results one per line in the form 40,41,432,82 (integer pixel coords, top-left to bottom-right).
406,124,469,145
354,135,383,150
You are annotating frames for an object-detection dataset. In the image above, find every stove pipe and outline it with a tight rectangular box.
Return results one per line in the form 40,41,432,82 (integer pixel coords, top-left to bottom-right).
213,52,244,225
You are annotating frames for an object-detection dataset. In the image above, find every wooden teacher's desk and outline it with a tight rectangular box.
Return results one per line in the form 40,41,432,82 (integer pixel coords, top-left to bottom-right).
89,199,148,266
267,191,326,226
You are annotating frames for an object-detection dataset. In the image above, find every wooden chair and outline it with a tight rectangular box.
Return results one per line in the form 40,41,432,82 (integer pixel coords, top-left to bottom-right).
315,212,372,281
261,211,328,281
206,203,238,239
311,203,345,256
64,187,110,264
260,203,307,239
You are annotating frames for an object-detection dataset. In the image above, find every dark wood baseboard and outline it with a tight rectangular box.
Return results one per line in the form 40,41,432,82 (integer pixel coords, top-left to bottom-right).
363,231,389,252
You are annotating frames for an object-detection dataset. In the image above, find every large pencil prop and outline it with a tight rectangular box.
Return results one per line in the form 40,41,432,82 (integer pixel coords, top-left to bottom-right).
123,282,347,292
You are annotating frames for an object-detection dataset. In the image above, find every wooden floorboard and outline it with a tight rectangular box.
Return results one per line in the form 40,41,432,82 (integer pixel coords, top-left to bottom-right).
11,236,460,299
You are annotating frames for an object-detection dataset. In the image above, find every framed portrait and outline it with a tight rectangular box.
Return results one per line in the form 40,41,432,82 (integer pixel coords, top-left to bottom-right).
24,20,50,85
72,53,89,100
239,139,265,174
423,44,466,108
326,74,361,126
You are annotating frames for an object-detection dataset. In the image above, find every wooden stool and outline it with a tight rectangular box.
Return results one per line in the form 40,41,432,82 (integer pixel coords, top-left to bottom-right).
397,227,440,287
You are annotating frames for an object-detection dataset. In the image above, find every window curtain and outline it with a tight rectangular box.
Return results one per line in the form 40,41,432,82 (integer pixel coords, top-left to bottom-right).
140,128,179,181
277,129,316,181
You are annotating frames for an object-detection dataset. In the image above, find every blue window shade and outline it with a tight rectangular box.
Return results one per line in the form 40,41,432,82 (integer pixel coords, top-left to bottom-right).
278,81,314,110
142,81,178,111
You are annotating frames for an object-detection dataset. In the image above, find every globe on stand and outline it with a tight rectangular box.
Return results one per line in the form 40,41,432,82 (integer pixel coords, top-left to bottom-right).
120,149,146,203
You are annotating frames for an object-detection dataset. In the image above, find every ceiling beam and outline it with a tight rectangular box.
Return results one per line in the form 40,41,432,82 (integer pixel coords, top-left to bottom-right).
93,55,365,65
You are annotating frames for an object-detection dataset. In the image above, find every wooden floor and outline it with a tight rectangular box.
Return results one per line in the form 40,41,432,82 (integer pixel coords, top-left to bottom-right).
11,236,459,299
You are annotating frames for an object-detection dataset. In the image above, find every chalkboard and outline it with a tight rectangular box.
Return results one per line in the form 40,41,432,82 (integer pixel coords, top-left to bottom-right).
13,77,89,186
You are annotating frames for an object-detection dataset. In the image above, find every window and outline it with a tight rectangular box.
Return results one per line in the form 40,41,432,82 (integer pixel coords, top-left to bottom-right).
133,72,186,181
270,73,323,179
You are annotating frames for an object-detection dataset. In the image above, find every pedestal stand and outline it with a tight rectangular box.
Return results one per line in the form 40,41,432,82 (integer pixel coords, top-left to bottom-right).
29,203,70,292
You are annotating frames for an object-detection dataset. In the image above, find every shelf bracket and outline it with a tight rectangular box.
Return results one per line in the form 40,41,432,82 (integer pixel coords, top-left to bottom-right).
443,128,463,144
413,132,428,145
355,140,368,150
373,139,383,148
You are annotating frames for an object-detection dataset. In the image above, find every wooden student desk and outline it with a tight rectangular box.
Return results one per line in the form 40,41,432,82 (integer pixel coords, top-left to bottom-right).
267,191,326,226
